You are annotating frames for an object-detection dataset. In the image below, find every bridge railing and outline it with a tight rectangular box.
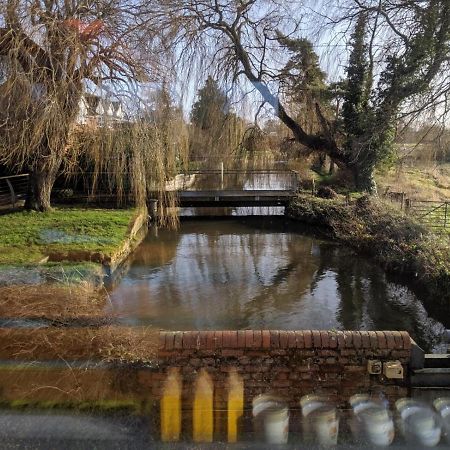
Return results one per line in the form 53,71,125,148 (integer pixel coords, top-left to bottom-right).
0,174,29,209
180,169,300,192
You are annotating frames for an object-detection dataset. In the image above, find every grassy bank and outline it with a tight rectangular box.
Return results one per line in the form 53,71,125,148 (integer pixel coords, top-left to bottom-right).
0,207,139,265
377,163,450,201
286,194,450,303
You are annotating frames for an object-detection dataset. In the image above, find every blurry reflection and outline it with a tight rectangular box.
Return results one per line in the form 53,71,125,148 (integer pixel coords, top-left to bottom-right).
396,399,442,447
300,394,339,447
349,394,395,446
193,369,214,442
109,219,448,352
160,367,181,442
227,369,243,443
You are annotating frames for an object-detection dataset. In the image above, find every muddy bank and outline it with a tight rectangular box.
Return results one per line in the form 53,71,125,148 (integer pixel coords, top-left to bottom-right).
286,195,450,304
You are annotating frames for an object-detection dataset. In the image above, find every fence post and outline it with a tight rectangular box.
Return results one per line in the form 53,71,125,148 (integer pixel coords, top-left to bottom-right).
445,202,448,229
5,178,16,208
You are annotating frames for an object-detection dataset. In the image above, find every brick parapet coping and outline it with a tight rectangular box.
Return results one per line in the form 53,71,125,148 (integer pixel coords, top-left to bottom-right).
158,330,411,353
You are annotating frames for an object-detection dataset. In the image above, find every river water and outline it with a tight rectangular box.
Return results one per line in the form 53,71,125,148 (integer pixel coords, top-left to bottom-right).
109,217,448,353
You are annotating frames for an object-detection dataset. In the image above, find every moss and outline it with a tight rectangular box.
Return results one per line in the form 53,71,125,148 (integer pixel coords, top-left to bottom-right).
287,194,450,303
0,207,137,265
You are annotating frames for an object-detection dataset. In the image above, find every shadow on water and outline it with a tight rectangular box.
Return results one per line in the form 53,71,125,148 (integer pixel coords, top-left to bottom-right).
108,217,449,353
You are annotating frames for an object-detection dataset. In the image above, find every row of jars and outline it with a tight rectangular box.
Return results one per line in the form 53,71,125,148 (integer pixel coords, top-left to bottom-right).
252,394,450,447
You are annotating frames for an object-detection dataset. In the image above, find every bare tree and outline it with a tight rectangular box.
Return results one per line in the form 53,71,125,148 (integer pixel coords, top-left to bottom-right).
0,0,154,210
147,0,450,193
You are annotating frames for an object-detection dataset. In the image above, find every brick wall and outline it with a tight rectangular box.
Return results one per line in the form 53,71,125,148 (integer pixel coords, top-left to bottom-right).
155,330,412,409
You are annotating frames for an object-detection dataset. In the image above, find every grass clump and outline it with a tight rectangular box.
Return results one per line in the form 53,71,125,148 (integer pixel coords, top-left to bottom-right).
287,194,450,302
0,207,137,265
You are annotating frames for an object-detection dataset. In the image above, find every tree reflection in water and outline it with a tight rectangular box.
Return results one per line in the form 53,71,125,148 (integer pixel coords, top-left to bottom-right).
109,219,448,352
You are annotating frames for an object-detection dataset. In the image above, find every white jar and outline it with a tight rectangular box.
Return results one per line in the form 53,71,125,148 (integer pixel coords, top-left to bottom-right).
264,407,289,445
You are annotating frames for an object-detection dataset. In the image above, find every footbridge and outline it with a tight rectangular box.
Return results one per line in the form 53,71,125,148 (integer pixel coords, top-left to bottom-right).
172,169,300,207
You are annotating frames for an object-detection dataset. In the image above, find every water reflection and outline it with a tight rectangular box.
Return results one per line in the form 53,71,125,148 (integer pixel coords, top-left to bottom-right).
109,219,448,352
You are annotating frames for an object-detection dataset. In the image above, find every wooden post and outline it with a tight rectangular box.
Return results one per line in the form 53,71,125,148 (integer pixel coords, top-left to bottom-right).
5,178,16,208
405,199,411,214
148,199,158,221
220,161,224,190
311,177,316,196
444,202,448,229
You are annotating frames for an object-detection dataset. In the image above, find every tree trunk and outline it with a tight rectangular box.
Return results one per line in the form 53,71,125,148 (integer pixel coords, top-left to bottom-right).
352,163,378,195
328,160,336,175
25,157,61,211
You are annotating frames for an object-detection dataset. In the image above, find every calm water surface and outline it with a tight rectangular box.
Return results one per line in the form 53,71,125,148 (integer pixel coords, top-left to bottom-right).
109,218,448,352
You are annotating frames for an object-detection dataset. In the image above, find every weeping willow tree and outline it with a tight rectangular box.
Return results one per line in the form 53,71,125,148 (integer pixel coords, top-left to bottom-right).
64,87,189,226
0,0,181,212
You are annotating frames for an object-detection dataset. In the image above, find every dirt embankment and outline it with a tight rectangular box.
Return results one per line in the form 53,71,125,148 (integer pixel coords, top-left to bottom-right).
0,326,159,363
0,283,107,319
286,195,450,303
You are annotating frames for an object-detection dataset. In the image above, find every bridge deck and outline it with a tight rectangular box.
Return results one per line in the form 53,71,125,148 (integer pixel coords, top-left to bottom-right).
177,190,296,207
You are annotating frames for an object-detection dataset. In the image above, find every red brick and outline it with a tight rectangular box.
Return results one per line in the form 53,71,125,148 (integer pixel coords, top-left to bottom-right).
375,331,387,349
222,331,232,348
253,331,262,348
352,332,362,349
270,331,280,348
312,330,321,348
188,331,200,350
214,331,223,349
245,330,254,348
182,331,191,349
368,331,378,349
336,332,346,349
165,332,175,350
174,332,183,349
262,331,271,349
272,380,291,388
229,331,238,348
279,331,289,348
384,332,396,349
360,332,371,349
295,331,305,348
159,332,167,350
328,332,338,349
399,331,411,350
221,349,244,357
287,331,296,348
344,331,353,348
320,331,329,348
237,330,246,347
206,331,215,350
392,331,403,349
200,331,208,348
303,330,312,348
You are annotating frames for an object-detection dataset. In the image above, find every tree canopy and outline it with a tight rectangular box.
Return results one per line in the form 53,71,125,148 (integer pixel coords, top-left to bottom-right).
146,0,450,193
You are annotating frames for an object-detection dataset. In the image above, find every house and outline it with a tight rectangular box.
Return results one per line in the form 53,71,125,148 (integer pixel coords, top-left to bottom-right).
76,93,125,127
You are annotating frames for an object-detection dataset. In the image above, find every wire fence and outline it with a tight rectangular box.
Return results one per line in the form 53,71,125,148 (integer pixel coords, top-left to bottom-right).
0,174,29,209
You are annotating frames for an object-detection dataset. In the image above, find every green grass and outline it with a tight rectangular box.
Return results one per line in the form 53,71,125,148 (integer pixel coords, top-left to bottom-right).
0,208,137,265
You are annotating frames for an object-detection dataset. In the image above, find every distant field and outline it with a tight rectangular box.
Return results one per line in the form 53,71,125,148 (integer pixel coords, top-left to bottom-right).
377,163,450,202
